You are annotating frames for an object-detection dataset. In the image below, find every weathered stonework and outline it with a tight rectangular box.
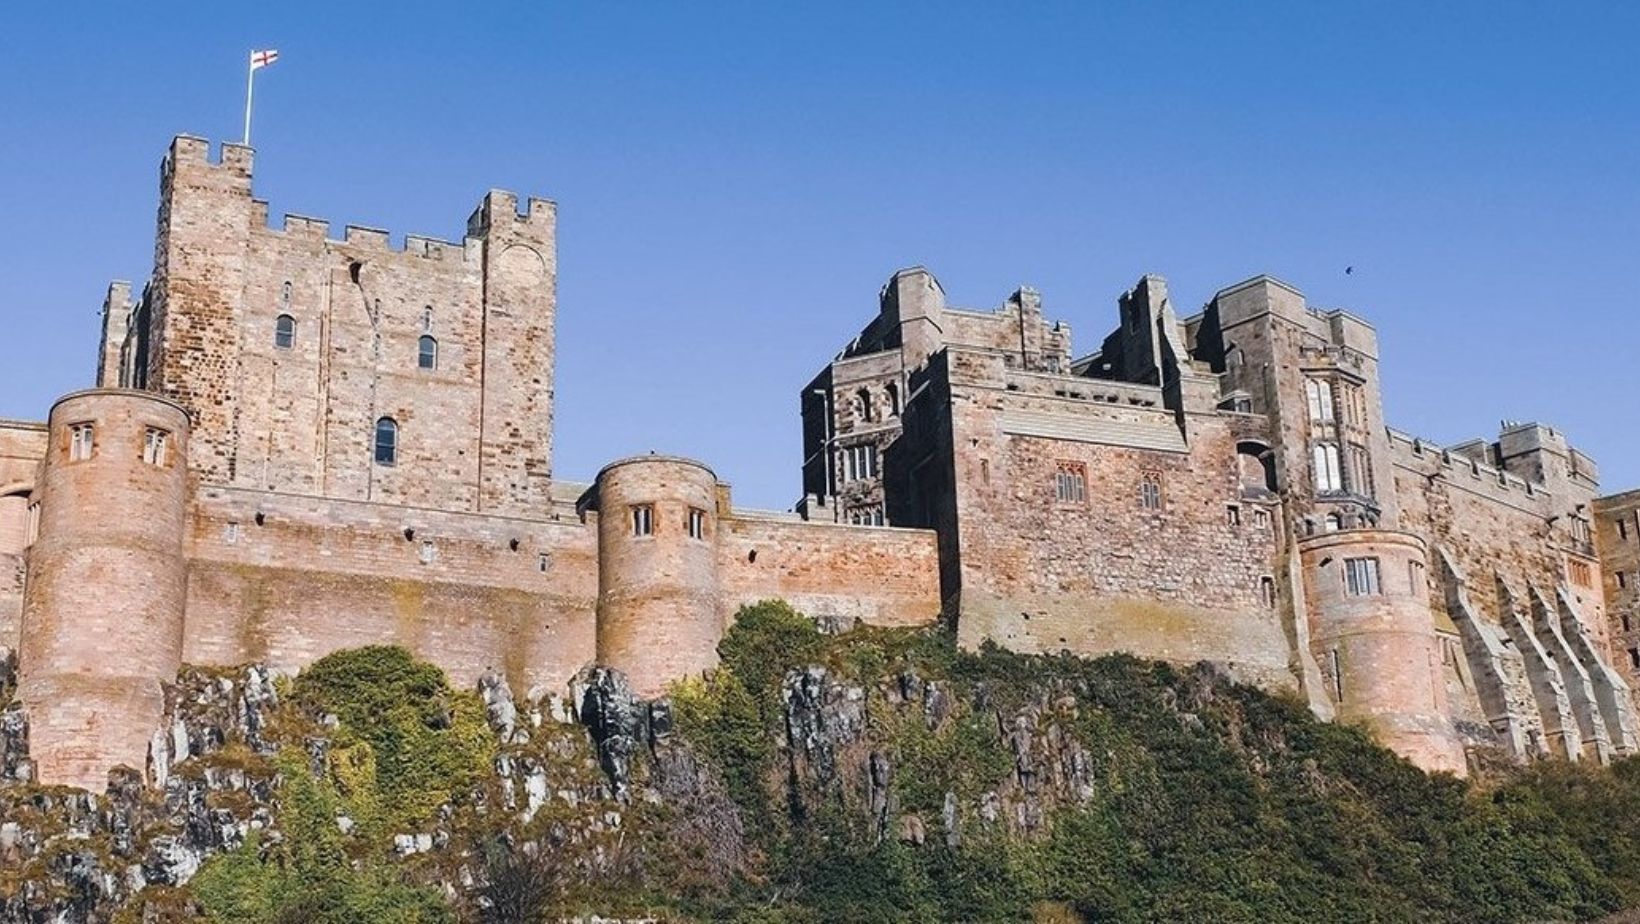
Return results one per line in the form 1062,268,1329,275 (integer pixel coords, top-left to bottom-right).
2,134,1636,789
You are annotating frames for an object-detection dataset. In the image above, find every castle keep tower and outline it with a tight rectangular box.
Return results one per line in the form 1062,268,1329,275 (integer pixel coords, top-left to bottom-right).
590,456,723,697
19,390,190,790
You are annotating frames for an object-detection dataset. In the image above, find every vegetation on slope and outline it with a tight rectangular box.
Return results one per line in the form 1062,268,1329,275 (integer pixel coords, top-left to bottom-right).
130,606,1640,921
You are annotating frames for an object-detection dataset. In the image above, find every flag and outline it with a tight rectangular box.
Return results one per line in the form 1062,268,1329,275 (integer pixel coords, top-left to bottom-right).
250,49,279,70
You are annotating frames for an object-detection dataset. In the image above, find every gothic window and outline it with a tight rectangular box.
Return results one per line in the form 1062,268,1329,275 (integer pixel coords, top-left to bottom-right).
856,388,874,423
275,314,296,350
1139,472,1163,510
418,335,438,371
373,417,398,466
886,381,901,417
68,422,94,462
1344,557,1382,596
686,507,707,540
847,505,885,526
1313,442,1343,492
1324,514,1342,532
1054,463,1086,505
1305,378,1334,423
142,427,169,466
631,504,654,537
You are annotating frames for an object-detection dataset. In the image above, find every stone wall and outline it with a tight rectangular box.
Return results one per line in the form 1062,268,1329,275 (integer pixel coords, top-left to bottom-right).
180,484,599,700
0,420,46,652
1595,490,1640,688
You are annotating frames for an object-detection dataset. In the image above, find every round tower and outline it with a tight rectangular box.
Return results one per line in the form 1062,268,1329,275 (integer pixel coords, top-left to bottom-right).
593,455,721,697
19,389,190,791
1298,528,1466,775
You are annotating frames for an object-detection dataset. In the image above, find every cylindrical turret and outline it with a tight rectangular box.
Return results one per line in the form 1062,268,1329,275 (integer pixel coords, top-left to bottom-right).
593,455,721,697
19,389,190,790
1298,528,1465,775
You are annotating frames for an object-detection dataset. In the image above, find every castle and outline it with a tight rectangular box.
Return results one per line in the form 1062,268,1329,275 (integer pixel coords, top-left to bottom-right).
2,135,1638,790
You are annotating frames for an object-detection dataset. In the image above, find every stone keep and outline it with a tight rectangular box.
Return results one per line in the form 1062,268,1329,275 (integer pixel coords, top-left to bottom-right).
0,134,1636,790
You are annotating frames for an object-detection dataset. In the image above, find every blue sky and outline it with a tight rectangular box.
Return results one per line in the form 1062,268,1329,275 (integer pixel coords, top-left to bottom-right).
2,2,1636,507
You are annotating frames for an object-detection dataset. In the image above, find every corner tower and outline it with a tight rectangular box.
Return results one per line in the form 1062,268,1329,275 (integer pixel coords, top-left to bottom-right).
19,390,190,790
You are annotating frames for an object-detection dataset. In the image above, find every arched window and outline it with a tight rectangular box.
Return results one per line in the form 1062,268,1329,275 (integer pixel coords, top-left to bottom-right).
418,335,438,371
275,314,296,350
422,306,434,333
856,388,873,423
886,381,901,417
374,417,398,466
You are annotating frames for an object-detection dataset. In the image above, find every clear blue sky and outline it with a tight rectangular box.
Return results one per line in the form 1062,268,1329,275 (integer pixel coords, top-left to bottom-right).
2,2,1636,507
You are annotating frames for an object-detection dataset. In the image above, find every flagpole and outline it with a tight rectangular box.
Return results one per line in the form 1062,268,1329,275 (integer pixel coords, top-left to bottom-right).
243,52,255,146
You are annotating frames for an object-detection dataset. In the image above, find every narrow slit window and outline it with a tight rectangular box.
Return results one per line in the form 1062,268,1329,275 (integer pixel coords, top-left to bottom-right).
418,335,438,371
374,417,398,466
68,423,94,461
686,507,706,540
1260,576,1277,608
275,314,296,350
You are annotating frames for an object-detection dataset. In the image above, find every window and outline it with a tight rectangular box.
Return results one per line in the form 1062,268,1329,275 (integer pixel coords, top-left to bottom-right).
26,502,40,547
68,423,94,461
1630,648,1640,671
1619,518,1631,541
275,314,296,350
1569,559,1592,587
1571,517,1591,545
1408,560,1426,595
419,539,437,564
1260,576,1276,608
142,428,169,466
1305,378,1334,423
1344,557,1382,596
1054,463,1086,504
225,521,240,544
631,504,653,536
1139,472,1163,510
1329,648,1344,702
1313,442,1343,492
280,281,292,306
1346,443,1374,497
537,552,550,573
686,507,707,540
886,382,901,417
847,505,885,526
1617,571,1628,590
1227,505,1241,526
1254,508,1271,529
373,417,398,466
418,335,438,371
841,444,878,483
422,306,434,333
856,388,874,423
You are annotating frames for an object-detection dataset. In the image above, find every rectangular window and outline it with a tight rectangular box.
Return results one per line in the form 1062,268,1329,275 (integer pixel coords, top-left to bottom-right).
225,521,240,544
143,427,169,466
1313,442,1343,492
631,504,653,537
1344,557,1382,596
1346,443,1374,498
1139,472,1163,511
1629,648,1640,671
1305,378,1335,423
1571,517,1591,544
1260,576,1276,608
25,502,40,547
418,539,437,564
686,507,707,540
1254,508,1270,529
68,423,94,461
1054,463,1086,504
1408,560,1426,595
537,552,550,573
1569,559,1592,587
1619,517,1631,541
1227,505,1241,526
840,444,878,483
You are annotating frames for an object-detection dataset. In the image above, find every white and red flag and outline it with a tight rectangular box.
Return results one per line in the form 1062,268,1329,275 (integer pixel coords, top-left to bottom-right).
243,49,281,145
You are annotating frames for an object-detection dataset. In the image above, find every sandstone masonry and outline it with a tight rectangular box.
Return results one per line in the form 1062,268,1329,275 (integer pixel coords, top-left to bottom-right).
0,135,1633,788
